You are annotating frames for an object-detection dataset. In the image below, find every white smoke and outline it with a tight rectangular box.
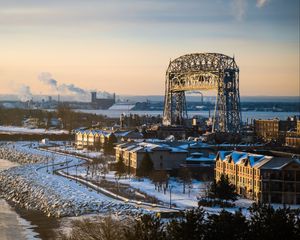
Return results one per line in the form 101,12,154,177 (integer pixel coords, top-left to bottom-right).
256,0,270,8
38,72,114,101
18,85,32,102
38,72,58,90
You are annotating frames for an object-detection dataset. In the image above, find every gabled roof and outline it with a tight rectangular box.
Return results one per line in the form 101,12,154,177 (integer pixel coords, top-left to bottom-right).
217,151,232,160
231,151,248,163
216,150,272,168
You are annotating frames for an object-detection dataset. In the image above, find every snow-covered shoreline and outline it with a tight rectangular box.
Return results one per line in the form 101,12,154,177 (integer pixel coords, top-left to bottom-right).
0,142,146,218
0,126,68,134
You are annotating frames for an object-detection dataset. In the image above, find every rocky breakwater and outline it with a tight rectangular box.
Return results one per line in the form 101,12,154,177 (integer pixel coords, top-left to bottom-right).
0,164,146,218
0,146,47,164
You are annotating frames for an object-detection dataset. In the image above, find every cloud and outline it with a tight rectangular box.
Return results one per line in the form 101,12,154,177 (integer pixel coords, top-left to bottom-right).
256,0,270,8
231,0,247,21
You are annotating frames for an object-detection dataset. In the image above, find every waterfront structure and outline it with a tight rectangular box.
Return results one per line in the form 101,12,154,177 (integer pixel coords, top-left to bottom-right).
162,53,241,133
215,151,300,204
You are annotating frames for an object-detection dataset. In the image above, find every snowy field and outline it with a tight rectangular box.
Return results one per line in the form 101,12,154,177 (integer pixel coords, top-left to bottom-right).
0,126,68,134
106,172,204,208
50,145,104,159
68,167,259,215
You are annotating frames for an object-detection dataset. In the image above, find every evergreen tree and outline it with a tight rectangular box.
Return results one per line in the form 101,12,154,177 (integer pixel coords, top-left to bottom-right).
208,174,237,201
248,203,300,240
204,209,248,240
104,134,117,155
136,151,153,177
115,155,126,178
166,207,206,240
124,214,165,240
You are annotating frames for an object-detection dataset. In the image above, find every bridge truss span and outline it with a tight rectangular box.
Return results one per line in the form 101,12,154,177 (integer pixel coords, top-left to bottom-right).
162,53,242,133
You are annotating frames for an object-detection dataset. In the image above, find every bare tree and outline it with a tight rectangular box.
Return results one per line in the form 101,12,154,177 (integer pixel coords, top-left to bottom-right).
57,216,126,240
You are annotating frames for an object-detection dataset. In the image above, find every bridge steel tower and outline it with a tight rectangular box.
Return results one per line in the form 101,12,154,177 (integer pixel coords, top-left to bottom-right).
162,53,242,133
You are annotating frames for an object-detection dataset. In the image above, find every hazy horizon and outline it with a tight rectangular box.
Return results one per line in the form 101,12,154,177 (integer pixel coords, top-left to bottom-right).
0,93,299,103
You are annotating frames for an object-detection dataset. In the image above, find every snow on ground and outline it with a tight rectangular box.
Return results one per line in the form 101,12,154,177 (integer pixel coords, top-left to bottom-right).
0,159,19,170
0,142,145,217
68,168,258,215
51,145,103,159
109,172,204,209
69,166,205,209
0,126,68,134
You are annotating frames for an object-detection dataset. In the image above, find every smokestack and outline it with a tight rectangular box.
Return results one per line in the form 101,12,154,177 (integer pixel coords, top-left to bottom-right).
91,92,97,102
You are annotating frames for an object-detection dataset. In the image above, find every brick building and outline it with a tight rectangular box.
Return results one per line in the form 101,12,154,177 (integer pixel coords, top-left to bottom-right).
215,151,300,204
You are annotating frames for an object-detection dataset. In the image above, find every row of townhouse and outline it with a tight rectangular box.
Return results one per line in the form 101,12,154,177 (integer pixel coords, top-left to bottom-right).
75,129,143,149
215,151,300,204
115,140,216,177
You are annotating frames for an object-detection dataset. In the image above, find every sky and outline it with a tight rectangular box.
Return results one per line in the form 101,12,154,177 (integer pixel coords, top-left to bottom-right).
0,0,299,99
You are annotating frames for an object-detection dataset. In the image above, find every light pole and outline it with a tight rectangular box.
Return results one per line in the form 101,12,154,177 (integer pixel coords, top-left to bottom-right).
169,185,173,209
75,164,78,183
66,157,69,175
52,153,54,174
46,156,49,173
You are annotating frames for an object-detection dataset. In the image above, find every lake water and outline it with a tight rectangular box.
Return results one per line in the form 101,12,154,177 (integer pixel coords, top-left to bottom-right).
0,160,59,240
75,109,300,121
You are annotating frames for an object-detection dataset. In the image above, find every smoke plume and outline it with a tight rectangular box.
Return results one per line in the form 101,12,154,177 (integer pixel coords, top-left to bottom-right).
38,72,114,102
58,83,87,95
38,72,58,90
18,85,33,102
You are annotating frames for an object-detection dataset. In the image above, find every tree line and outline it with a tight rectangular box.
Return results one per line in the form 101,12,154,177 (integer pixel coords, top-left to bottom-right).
0,105,112,130
58,203,300,240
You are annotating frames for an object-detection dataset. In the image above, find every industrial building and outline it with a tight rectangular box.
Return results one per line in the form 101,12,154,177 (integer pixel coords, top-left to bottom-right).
91,92,115,109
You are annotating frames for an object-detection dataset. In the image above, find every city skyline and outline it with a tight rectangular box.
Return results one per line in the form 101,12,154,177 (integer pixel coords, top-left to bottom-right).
0,0,299,97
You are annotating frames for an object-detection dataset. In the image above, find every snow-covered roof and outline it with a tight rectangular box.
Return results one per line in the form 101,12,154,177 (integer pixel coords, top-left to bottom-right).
258,158,300,170
231,151,248,164
217,151,232,160
216,150,297,169
186,156,215,162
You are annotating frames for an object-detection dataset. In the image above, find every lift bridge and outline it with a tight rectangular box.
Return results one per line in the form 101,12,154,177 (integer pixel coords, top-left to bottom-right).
162,53,242,133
